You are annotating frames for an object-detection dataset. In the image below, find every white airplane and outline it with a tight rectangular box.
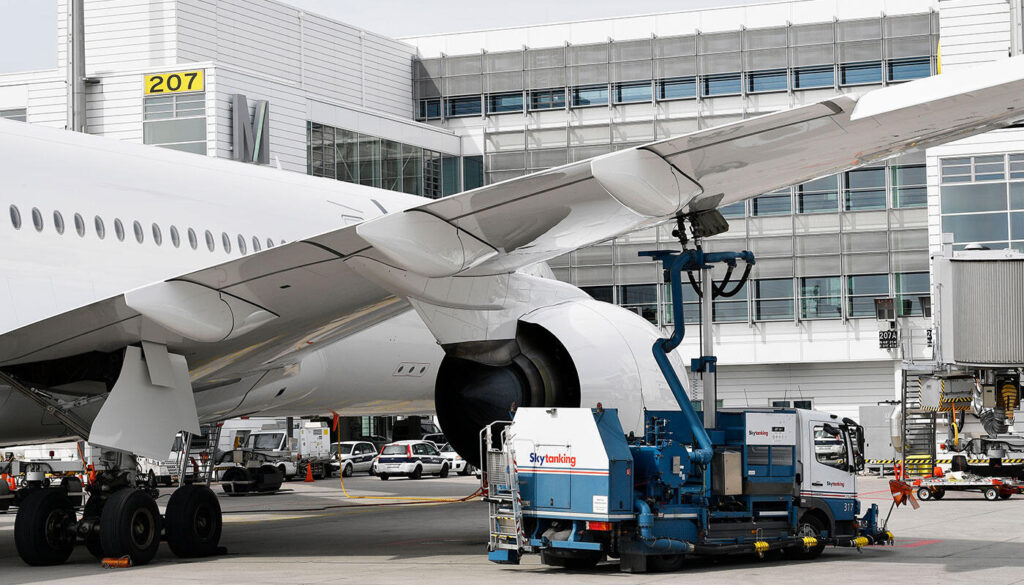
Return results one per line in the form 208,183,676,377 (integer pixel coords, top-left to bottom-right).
3,55,1024,566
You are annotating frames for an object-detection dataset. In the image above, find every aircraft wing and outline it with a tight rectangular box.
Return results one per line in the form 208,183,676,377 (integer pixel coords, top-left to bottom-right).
3,54,1024,387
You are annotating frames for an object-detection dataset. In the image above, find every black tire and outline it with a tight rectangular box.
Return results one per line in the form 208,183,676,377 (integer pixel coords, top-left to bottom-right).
100,488,161,566
789,514,826,560
342,463,353,478
541,549,602,569
14,489,76,566
0,479,10,512
933,488,945,500
146,469,157,490
459,464,472,477
166,485,222,558
221,467,250,496
649,554,686,572
255,465,283,493
439,463,449,478
379,474,389,481
279,465,290,481
984,487,1000,501
83,495,105,560
410,465,422,480
916,487,932,501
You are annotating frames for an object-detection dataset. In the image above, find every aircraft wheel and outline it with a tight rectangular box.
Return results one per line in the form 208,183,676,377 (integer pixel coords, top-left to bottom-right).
0,480,10,512
166,485,222,558
82,495,105,559
100,488,161,566
14,489,76,566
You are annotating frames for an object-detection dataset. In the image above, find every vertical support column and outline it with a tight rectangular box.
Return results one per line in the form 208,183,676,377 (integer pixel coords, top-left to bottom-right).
701,265,716,429
68,0,86,132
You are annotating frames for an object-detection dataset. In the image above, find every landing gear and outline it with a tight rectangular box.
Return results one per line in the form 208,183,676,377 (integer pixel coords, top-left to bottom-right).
12,449,224,567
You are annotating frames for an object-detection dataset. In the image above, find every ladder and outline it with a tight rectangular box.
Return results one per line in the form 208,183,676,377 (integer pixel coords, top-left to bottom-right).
902,371,936,477
480,422,529,563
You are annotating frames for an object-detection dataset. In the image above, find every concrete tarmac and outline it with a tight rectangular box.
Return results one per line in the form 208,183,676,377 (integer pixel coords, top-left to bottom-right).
1,475,1023,584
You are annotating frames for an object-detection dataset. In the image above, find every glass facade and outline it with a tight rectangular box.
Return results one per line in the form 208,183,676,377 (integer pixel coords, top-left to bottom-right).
307,122,465,199
940,154,1024,251
0,108,27,122
143,93,206,154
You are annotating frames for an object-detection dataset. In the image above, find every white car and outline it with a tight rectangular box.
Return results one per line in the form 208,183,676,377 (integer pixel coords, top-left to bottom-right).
439,443,473,476
376,440,449,480
330,441,378,477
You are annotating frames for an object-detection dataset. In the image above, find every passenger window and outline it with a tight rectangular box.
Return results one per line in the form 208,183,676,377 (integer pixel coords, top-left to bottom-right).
205,230,215,251
221,232,231,253
252,237,261,252
31,207,42,232
114,218,125,241
152,223,162,246
237,234,246,255
170,225,180,248
813,424,849,470
9,205,21,229
53,210,65,234
133,221,144,243
74,213,85,237
94,216,105,239
267,238,274,249
187,228,198,250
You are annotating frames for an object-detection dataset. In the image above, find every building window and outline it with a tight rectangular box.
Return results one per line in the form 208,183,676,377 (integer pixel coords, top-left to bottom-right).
892,165,926,208
487,93,523,114
572,85,608,107
847,274,889,317
422,150,442,199
800,276,841,319
747,69,787,93
530,89,566,110
401,144,423,196
663,283,701,325
841,61,883,86
940,155,1019,248
658,77,696,100
755,278,793,321
844,167,886,211
618,284,658,324
614,81,652,104
382,140,402,192
772,399,813,409
445,95,482,117
581,286,613,303
143,93,206,154
798,175,839,213
463,155,484,190
358,135,382,188
702,73,741,97
713,282,748,323
720,201,745,219
888,57,931,82
793,66,834,89
418,99,441,120
752,188,791,216
895,272,929,316
0,108,27,122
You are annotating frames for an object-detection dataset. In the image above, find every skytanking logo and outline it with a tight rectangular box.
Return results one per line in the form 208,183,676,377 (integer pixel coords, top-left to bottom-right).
529,453,577,467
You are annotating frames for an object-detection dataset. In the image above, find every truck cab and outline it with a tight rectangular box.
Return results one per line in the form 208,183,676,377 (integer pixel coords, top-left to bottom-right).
796,410,865,543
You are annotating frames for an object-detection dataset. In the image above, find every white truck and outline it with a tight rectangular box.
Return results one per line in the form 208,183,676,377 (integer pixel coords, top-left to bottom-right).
211,418,333,482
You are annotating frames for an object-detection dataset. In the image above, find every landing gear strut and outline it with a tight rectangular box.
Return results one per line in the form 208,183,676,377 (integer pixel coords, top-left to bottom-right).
13,449,224,566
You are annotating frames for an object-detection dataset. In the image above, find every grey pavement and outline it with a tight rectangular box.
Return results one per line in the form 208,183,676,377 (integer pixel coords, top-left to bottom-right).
1,475,1022,584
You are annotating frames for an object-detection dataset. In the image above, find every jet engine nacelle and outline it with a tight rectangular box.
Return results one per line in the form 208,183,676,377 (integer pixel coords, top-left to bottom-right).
435,299,681,464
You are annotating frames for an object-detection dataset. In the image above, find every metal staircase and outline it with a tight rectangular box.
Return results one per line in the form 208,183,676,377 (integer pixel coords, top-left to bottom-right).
902,371,937,477
481,422,529,564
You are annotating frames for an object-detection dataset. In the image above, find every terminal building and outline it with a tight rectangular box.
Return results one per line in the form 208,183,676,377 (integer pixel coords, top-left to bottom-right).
0,0,1020,419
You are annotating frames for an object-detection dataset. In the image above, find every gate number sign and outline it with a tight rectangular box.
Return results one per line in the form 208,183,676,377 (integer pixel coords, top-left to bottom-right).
144,70,205,95
879,329,898,350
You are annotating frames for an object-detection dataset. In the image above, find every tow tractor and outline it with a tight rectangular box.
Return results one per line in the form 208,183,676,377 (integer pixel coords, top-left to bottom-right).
481,224,896,572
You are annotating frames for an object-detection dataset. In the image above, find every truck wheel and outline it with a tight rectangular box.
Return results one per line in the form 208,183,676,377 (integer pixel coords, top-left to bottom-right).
379,473,389,481
932,488,945,500
342,463,353,478
789,515,826,560
916,487,932,501
541,549,601,569
984,487,1000,501
439,463,449,478
649,554,686,572
279,465,289,481
255,465,283,493
83,495,105,559
99,489,161,566
221,467,250,496
14,489,76,566
166,485,222,558
410,465,422,480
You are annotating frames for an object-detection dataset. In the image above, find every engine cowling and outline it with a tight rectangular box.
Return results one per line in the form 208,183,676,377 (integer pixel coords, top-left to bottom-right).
435,299,681,465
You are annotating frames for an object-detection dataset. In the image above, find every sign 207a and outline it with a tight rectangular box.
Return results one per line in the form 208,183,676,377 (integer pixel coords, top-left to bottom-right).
878,329,898,349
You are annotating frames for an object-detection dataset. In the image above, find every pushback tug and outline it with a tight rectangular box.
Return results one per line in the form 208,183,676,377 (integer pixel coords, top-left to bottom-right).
481,219,896,572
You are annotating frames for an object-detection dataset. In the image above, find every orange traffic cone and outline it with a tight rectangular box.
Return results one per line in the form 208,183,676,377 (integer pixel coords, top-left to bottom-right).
303,462,314,483
7,476,15,490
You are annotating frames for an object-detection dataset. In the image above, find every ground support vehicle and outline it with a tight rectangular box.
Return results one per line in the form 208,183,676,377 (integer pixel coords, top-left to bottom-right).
912,471,1022,501
241,422,333,481
481,244,895,572
440,442,473,475
212,449,285,495
376,440,450,480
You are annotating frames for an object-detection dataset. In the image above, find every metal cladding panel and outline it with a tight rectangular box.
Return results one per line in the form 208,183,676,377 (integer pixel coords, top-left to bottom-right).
951,260,1024,365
